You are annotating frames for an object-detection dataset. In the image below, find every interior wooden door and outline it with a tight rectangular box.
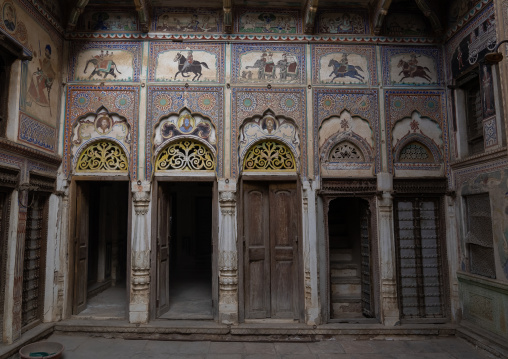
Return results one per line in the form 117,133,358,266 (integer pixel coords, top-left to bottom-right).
73,182,90,314
269,183,298,319
243,181,299,319
243,182,270,319
156,184,171,316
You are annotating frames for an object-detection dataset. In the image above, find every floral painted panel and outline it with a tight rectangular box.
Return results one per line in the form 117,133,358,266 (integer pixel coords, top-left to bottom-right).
236,9,301,34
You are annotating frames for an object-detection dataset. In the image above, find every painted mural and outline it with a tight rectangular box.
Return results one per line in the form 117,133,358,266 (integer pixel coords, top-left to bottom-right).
448,0,479,30
68,41,142,82
449,10,496,78
1,0,28,45
383,47,441,86
149,43,224,83
232,44,305,84
153,8,221,32
384,12,430,37
236,9,300,34
80,10,138,31
480,63,496,118
316,10,369,34
312,45,376,86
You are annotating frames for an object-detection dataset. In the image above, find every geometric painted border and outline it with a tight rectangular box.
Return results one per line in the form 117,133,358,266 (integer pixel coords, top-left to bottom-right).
64,85,140,179
146,85,224,178
313,88,380,176
232,87,306,177
18,112,57,153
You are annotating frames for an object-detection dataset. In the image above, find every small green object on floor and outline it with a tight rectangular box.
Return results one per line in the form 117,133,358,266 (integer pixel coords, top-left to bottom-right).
29,352,55,357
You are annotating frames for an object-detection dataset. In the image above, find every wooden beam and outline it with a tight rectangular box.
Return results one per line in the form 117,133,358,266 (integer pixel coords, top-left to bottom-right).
133,0,152,33
371,0,392,36
303,0,319,35
223,0,233,34
66,0,89,32
414,0,443,36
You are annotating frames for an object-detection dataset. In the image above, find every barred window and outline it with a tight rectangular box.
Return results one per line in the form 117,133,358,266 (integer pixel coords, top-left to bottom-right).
465,194,495,279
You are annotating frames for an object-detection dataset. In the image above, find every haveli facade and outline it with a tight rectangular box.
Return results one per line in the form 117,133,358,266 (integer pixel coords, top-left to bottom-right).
0,0,507,355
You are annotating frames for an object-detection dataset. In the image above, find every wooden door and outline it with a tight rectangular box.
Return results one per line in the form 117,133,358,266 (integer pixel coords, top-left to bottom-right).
156,184,171,316
243,182,270,318
73,183,90,314
270,183,298,319
243,182,299,319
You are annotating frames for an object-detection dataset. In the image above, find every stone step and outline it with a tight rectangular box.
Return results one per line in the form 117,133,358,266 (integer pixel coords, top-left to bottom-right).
331,294,361,303
329,249,353,262
331,277,361,284
331,282,361,295
331,265,358,278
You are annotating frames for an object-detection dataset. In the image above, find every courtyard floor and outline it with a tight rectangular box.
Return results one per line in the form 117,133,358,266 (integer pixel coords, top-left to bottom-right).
39,333,493,359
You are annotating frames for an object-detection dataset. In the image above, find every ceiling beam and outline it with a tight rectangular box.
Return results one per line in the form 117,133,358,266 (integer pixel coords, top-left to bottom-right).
303,0,319,35
66,0,89,33
133,0,151,33
223,0,233,34
414,0,443,35
371,0,392,36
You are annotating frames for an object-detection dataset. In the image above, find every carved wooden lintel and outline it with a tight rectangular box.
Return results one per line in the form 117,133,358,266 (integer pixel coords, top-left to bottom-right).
223,0,233,34
303,0,319,34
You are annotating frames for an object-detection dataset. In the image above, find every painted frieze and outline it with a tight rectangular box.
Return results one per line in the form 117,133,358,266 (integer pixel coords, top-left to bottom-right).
235,8,301,34
79,9,138,32
447,5,496,79
232,88,306,177
316,9,369,34
146,86,224,177
152,7,221,33
148,42,225,83
312,44,377,86
313,89,380,177
64,85,140,178
231,43,305,84
382,46,442,86
384,12,430,37
448,0,479,31
2,0,64,152
68,41,142,82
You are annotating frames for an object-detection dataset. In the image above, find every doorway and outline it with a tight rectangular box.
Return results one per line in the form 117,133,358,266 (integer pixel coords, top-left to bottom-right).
156,182,214,320
242,181,301,320
73,181,129,318
327,197,374,320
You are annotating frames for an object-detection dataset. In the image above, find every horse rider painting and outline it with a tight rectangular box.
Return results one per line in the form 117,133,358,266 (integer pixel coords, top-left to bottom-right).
408,53,419,78
181,50,194,72
338,53,349,73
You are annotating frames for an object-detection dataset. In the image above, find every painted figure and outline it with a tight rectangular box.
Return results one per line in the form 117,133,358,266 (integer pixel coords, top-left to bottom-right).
97,116,111,134
27,44,55,111
482,66,494,115
277,53,298,81
180,117,192,132
397,54,432,82
173,51,210,81
3,3,15,32
457,46,464,70
84,51,122,79
328,57,365,82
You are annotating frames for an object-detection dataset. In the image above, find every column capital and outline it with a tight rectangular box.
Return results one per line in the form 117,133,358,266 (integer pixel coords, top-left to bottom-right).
131,181,151,215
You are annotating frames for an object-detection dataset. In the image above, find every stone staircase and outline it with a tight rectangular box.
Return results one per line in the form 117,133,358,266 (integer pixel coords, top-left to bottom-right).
330,248,362,319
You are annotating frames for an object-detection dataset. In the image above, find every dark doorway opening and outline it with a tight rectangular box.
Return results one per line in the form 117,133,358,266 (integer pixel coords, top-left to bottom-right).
157,182,213,320
73,181,128,318
327,197,374,321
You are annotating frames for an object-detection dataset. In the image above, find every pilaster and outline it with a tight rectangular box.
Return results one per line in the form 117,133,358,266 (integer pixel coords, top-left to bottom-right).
130,180,151,324
377,172,400,325
218,179,238,324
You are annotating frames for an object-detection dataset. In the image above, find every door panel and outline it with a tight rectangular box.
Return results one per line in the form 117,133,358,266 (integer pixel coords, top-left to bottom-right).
74,183,89,314
156,185,171,316
270,184,298,319
243,182,299,320
244,183,270,318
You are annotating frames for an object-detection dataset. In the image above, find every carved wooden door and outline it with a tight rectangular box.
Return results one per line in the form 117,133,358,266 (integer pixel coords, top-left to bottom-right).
74,183,89,314
156,184,171,316
243,182,299,319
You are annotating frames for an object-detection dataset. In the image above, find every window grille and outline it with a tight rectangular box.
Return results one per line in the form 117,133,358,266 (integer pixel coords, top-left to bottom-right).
156,140,215,171
394,198,444,319
22,195,48,329
399,143,432,162
465,194,495,278
465,79,484,155
360,205,373,317
243,141,295,171
329,142,363,162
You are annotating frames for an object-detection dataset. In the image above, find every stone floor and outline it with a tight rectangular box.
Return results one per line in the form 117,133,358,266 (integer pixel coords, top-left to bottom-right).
37,333,493,359
74,285,127,319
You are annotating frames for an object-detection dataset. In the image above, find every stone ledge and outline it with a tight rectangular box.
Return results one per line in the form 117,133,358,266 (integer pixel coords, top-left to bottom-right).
457,321,508,358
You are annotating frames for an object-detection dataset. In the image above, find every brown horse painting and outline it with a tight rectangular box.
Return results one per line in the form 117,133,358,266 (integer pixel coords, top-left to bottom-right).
397,59,432,82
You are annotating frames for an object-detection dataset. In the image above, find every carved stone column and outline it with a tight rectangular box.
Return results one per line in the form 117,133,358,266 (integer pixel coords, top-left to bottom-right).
377,173,400,325
130,181,151,324
218,185,238,324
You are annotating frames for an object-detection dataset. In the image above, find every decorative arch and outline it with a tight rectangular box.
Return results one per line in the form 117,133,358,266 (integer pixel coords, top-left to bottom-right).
239,109,300,169
155,138,215,171
243,140,296,172
393,132,442,164
320,131,374,170
76,140,129,172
